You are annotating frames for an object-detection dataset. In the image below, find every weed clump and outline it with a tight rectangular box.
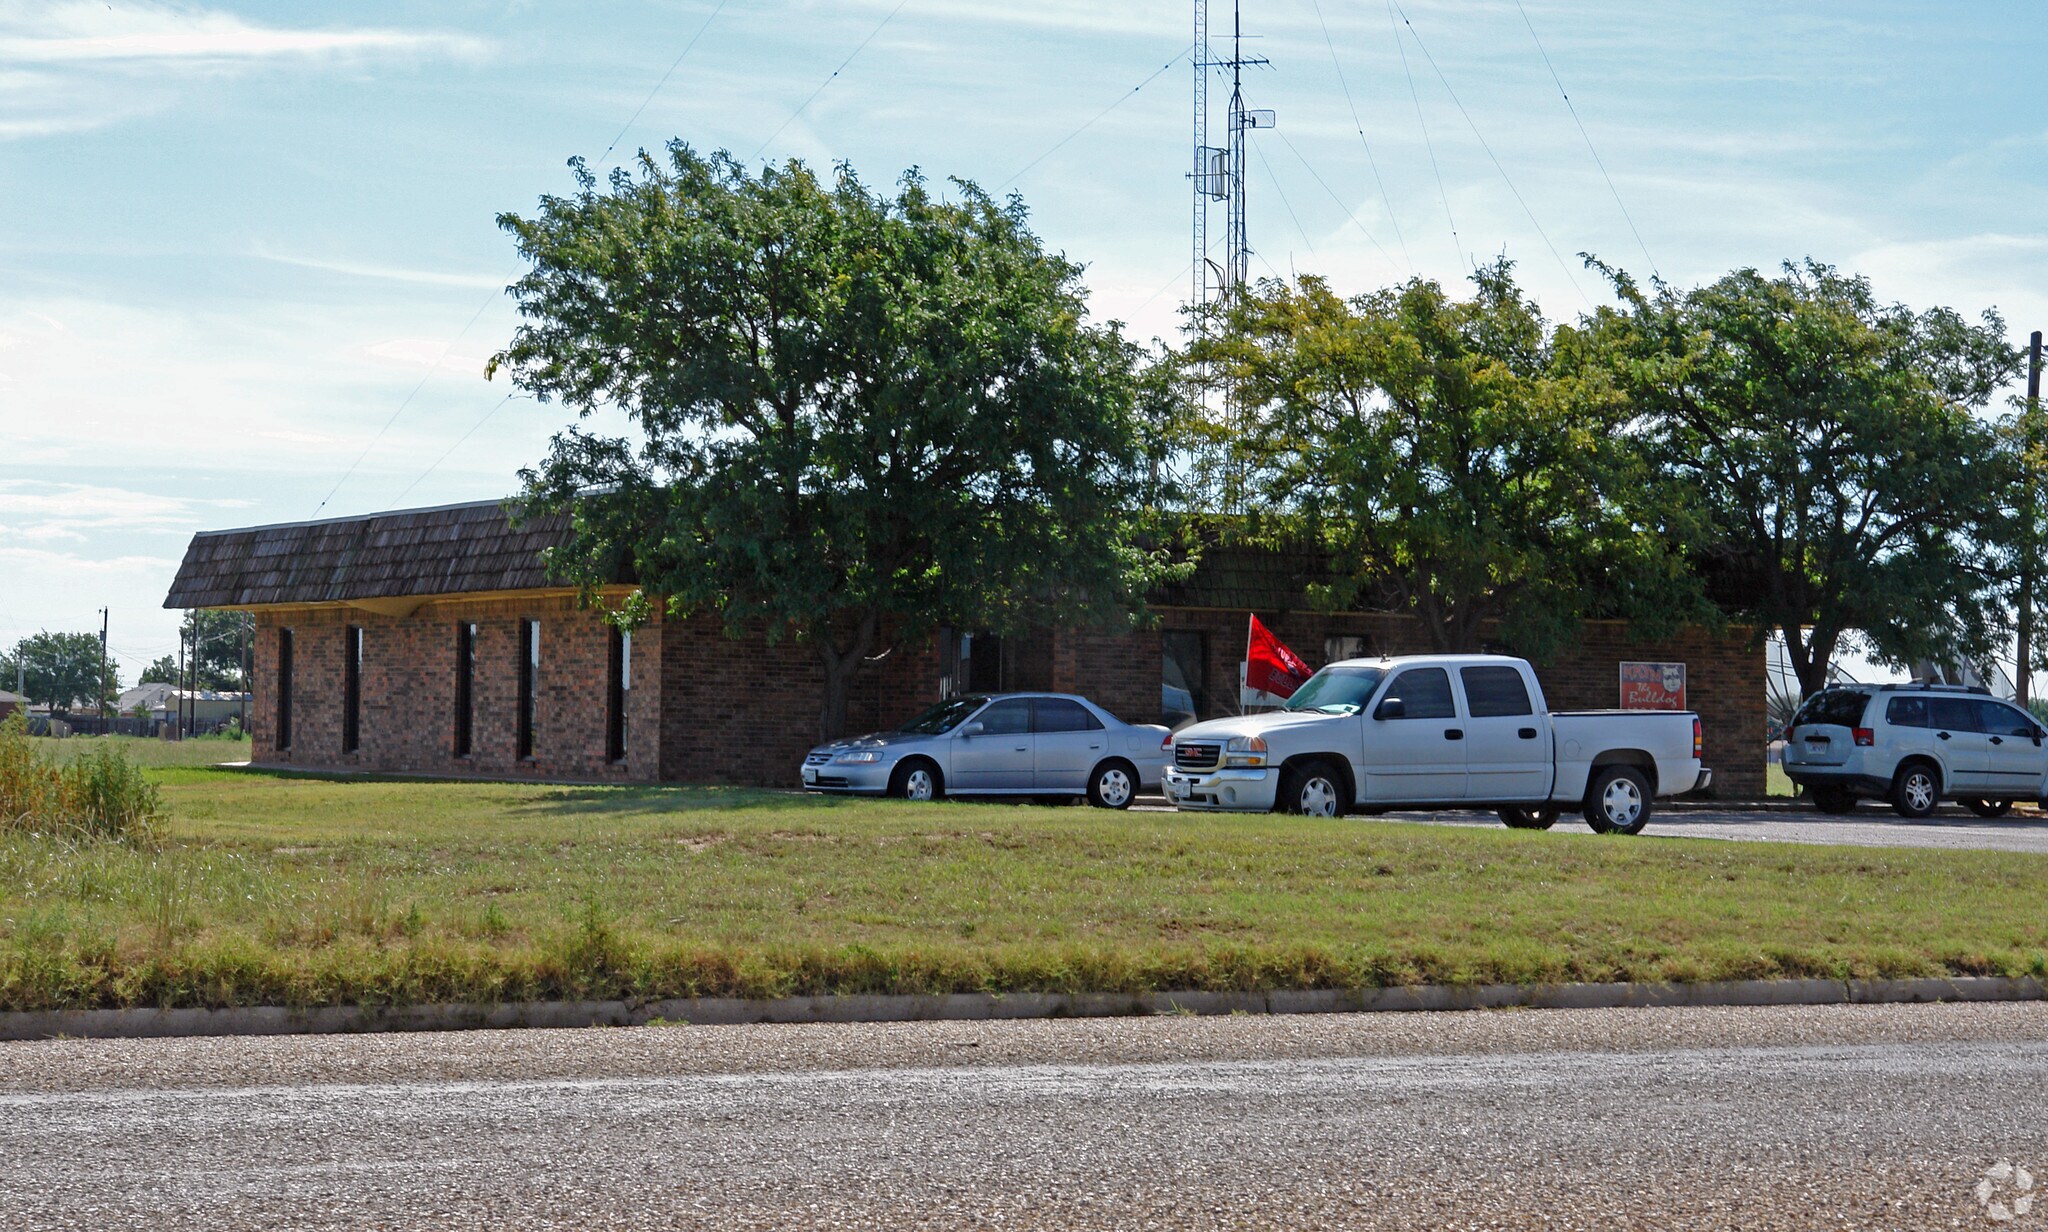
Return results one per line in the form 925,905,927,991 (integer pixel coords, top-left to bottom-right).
0,713,163,843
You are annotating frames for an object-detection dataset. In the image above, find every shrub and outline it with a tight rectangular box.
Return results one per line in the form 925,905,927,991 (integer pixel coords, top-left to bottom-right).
0,713,162,843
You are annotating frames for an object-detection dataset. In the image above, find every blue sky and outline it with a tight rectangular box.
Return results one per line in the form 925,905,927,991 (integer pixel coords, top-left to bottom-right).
2,0,2044,682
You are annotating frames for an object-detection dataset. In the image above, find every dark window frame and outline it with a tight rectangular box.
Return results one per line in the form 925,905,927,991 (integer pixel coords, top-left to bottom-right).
1383,667,1457,720
453,622,476,758
606,626,630,763
341,625,363,754
276,627,294,751
974,698,1032,736
517,618,539,761
1032,697,1102,733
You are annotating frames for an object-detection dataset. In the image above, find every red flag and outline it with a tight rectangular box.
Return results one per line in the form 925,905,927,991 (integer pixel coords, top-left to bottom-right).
1246,615,1313,699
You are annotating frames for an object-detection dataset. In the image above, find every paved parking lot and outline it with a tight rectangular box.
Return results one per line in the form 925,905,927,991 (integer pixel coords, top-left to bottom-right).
1135,799,2048,853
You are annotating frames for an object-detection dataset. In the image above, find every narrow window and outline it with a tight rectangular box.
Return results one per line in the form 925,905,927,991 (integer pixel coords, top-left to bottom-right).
341,625,363,753
606,626,630,763
276,628,294,750
517,618,539,760
453,622,476,758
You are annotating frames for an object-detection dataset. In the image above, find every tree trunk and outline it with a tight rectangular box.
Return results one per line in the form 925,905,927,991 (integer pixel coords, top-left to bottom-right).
815,611,881,742
1783,624,1838,698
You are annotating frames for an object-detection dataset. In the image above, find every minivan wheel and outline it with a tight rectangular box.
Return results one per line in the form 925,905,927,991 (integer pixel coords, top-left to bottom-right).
1087,760,1137,810
1964,798,2013,819
1890,762,1940,818
1809,786,1856,815
1583,766,1654,835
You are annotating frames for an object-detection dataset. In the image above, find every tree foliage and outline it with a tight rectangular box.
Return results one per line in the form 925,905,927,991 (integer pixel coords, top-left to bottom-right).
1192,261,1701,661
2,631,117,711
494,146,1172,738
180,610,254,692
1595,258,2019,694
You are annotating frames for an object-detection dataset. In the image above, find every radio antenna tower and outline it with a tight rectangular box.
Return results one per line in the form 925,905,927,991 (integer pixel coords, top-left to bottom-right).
1190,0,1274,331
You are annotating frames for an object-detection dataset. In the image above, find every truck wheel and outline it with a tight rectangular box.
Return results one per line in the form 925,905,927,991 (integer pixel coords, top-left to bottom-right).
1889,761,1939,818
1809,786,1856,815
889,759,944,802
1963,798,2012,819
1498,806,1560,830
1086,760,1138,809
1583,766,1654,835
1280,760,1347,819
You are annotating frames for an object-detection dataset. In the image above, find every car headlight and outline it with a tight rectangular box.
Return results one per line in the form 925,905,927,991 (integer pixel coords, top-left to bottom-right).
833,750,884,764
1225,735,1267,767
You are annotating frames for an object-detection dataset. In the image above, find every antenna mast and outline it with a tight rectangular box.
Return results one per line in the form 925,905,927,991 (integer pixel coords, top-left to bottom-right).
1189,0,1273,331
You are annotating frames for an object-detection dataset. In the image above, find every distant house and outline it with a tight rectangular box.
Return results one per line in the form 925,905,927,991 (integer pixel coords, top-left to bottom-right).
117,683,249,729
0,689,21,721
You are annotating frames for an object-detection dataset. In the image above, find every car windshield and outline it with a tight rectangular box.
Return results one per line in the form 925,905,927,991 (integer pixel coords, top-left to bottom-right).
1281,666,1387,715
896,697,988,735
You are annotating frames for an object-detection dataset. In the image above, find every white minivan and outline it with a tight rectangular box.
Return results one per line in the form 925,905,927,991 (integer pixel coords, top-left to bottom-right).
1780,683,2048,817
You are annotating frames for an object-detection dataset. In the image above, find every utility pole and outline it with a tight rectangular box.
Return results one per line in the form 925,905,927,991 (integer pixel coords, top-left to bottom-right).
97,608,108,733
2021,329,2044,707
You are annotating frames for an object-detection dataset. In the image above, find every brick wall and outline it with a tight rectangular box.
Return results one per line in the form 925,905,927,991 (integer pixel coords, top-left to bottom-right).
251,596,660,782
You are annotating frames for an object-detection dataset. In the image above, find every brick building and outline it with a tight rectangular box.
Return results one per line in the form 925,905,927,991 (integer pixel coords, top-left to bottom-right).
165,500,1766,795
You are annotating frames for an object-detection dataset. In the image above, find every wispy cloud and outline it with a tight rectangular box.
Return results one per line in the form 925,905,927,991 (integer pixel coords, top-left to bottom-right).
0,2,489,139
249,249,508,291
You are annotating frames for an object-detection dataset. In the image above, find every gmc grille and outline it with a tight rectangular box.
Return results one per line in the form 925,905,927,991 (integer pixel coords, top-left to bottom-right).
1174,742,1221,771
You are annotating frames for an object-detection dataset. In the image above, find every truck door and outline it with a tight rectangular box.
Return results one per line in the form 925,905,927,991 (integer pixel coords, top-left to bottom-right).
1457,665,1549,802
1364,666,1468,803
1927,697,1990,792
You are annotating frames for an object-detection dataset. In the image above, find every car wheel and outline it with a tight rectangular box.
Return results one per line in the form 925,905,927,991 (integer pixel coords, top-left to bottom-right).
1280,759,1347,819
1087,760,1137,810
890,759,943,802
1889,761,1940,818
1964,798,2013,819
1809,786,1857,815
1499,806,1560,830
1583,766,1654,835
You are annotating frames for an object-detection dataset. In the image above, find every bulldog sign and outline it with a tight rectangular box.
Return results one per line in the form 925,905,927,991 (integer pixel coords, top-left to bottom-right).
1620,661,1687,711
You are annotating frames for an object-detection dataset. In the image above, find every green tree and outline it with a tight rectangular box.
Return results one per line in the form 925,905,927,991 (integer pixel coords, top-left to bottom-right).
1193,261,1698,660
1596,259,2019,695
2,631,118,711
138,655,177,685
179,610,253,692
493,146,1171,738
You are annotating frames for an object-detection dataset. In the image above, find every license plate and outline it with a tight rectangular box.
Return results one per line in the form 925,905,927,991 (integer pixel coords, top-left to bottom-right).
1166,780,1188,799
802,767,817,784
1806,739,1827,749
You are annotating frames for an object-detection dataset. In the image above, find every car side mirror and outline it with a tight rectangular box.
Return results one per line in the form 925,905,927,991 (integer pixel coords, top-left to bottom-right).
1375,698,1404,721
960,721,984,738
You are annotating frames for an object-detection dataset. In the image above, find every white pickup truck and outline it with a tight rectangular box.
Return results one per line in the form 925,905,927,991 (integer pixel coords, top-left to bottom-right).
1162,653,1711,834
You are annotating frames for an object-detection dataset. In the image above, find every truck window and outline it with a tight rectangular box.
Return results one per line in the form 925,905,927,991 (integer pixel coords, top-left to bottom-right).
1975,701,2037,738
1384,668,1456,719
1460,666,1532,717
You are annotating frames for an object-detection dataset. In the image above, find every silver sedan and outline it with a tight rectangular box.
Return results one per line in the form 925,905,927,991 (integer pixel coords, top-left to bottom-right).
800,693,1172,808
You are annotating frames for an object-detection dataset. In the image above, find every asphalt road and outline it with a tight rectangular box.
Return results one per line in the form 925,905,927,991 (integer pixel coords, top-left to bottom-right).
4,1003,2047,1230
1133,798,2048,853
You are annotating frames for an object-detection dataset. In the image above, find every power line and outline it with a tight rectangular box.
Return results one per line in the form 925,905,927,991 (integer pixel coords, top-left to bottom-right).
391,393,524,506
1384,0,1459,269
1001,45,1192,190
1274,127,1402,274
596,0,734,168
1511,0,1657,278
1308,0,1410,270
1389,0,1592,308
1250,141,1317,258
751,0,913,161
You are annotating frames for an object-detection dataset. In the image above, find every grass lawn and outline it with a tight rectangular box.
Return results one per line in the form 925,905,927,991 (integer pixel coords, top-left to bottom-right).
0,755,2043,1012
1767,763,1798,798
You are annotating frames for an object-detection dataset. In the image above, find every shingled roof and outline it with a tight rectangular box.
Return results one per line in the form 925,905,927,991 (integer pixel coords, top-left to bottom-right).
164,499,577,609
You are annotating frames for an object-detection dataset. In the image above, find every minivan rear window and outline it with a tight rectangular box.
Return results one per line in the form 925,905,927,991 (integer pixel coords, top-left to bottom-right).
1793,690,1870,729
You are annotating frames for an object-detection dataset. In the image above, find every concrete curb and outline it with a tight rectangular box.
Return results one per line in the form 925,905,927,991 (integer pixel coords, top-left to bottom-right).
2,976,2041,1042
